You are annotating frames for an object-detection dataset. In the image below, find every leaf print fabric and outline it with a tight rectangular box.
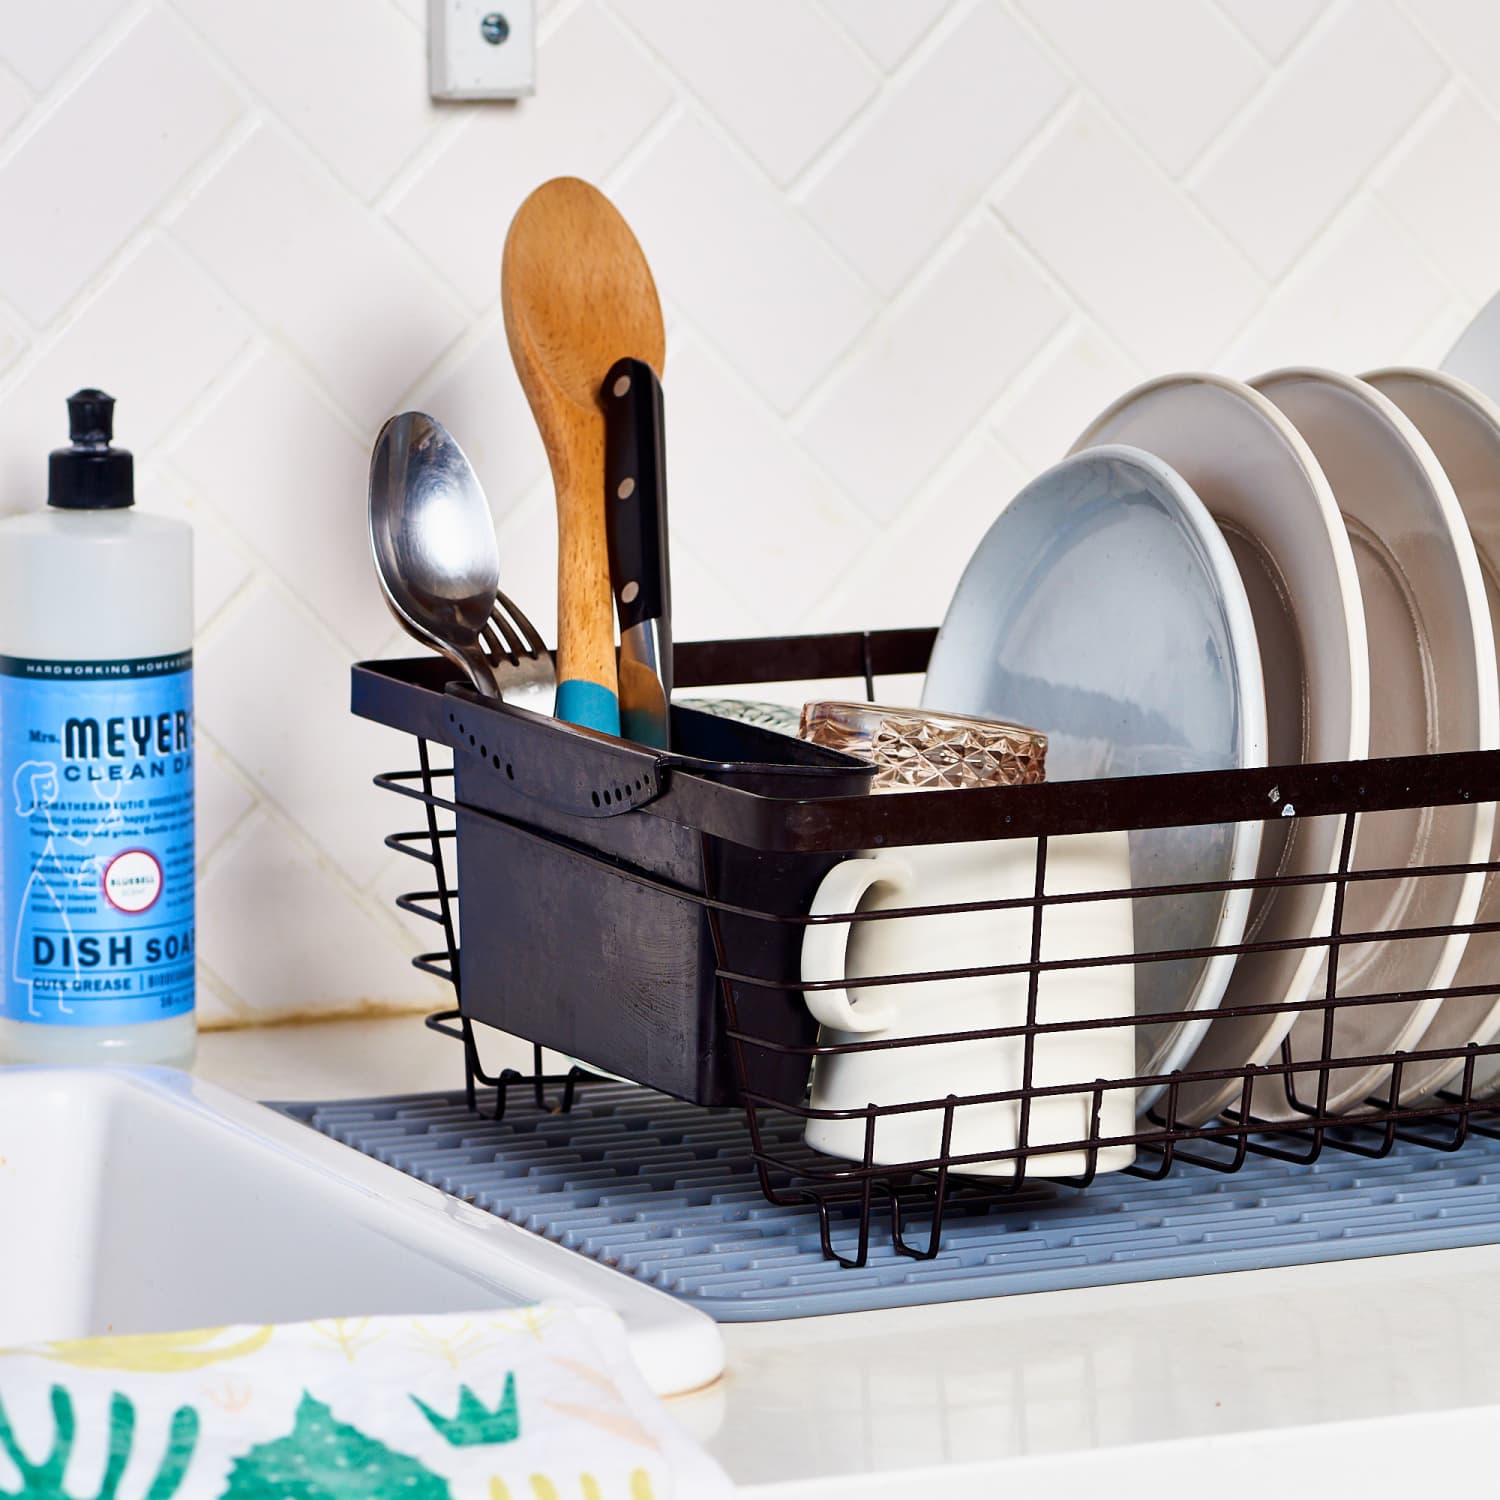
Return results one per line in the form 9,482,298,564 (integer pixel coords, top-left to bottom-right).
0,1308,729,1499
0,1387,197,1500
221,1394,448,1500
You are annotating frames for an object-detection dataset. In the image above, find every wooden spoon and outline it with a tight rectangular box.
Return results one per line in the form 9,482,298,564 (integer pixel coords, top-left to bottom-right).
502,177,666,735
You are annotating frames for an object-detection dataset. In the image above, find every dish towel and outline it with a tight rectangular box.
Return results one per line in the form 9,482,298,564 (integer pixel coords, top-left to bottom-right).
0,1305,731,1499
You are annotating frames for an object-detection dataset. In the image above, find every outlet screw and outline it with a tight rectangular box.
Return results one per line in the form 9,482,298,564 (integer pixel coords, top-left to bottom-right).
480,11,509,44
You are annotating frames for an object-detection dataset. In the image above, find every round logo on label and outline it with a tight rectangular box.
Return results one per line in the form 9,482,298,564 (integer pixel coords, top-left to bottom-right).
103,849,163,914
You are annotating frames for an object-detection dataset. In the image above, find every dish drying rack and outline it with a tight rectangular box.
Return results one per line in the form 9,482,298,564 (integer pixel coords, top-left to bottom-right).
352,627,1500,1269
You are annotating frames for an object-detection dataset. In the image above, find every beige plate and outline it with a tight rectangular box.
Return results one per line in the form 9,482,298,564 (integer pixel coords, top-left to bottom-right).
1072,374,1369,1125
1250,368,1497,1118
1362,366,1500,1105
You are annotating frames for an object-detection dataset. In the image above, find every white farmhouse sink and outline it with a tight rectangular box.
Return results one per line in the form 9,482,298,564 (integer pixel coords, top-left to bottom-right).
0,1067,723,1396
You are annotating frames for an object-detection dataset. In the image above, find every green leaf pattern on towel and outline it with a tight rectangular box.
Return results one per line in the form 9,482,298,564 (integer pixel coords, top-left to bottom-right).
413,1376,520,1447
0,1377,530,1497
0,1386,198,1500
221,1392,450,1500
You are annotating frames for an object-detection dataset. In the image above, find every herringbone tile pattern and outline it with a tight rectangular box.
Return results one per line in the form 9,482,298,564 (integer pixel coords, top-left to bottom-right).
0,0,1489,1023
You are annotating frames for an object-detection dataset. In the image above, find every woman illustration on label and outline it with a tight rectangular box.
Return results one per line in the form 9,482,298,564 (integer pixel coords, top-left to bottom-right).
67,768,126,849
10,760,79,1017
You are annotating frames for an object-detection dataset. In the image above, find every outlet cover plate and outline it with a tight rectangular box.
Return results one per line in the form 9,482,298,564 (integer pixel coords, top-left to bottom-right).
429,0,536,100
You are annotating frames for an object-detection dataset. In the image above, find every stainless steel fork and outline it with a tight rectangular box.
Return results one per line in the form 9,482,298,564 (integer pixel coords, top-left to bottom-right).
478,590,556,715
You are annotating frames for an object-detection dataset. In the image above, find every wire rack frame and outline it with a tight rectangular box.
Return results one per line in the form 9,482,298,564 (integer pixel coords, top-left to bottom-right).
375,728,1500,1267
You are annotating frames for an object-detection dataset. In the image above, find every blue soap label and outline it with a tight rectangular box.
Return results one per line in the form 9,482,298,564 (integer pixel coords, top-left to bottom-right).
0,651,194,1027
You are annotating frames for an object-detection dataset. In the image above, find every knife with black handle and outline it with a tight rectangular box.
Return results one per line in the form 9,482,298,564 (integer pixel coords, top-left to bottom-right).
601,356,672,749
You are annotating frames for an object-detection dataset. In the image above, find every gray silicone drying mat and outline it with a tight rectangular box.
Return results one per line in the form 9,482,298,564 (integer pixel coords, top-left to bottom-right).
277,1085,1500,1322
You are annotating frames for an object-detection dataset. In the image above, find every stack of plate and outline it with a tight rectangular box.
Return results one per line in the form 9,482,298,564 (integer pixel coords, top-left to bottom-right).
924,344,1500,1125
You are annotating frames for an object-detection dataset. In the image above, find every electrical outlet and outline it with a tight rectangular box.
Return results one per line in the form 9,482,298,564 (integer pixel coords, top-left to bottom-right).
429,0,536,100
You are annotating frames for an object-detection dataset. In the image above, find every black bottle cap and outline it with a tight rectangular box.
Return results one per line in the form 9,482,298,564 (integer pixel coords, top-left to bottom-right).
48,389,134,509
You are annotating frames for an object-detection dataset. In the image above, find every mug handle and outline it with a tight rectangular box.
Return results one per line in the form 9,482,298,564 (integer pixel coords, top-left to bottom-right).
801,855,915,1032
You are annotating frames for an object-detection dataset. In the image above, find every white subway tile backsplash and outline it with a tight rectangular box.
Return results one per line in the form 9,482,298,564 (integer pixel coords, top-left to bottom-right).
820,434,1025,634
1018,0,1264,177
408,318,550,523
0,11,242,324
198,810,439,1022
617,112,876,410
994,324,1145,475
1219,199,1455,375
0,0,1486,1025
195,731,257,868
170,349,392,654
804,2,1067,297
0,63,28,142
174,0,436,201
195,581,399,889
0,236,251,507
386,2,674,311
621,1,877,185
1214,0,1325,62
822,0,955,72
366,848,431,941
194,968,244,1028
1402,0,1500,83
1000,103,1262,370
660,340,865,626
667,536,764,643
139,469,254,634
170,124,466,431
1192,0,1446,279
0,309,22,380
800,217,1065,522
0,0,121,91
1400,300,1478,371
1377,87,1500,305
492,493,562,646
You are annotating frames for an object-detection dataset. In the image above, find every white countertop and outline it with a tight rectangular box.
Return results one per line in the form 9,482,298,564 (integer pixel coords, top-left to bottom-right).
197,1016,1500,1495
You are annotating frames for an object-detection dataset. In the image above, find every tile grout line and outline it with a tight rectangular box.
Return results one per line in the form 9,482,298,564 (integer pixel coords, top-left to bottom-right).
1385,0,1500,143
0,0,154,172
163,0,447,211
1207,0,1316,64
192,783,445,1009
0,95,259,410
811,0,957,78
598,0,880,198
1366,79,1490,311
605,0,1009,317
0,0,1487,1024
1207,46,1454,324
999,0,1266,192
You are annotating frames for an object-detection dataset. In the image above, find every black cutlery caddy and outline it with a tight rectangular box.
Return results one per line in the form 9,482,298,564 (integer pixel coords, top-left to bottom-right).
352,648,880,1107
355,627,1500,1268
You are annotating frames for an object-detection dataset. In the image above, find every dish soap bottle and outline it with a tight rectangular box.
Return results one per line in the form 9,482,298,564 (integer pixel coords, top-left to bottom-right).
0,390,195,1066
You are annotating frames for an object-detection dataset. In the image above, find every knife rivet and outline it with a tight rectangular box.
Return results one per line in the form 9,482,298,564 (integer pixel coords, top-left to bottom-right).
613,374,632,397
617,477,636,500
621,580,640,604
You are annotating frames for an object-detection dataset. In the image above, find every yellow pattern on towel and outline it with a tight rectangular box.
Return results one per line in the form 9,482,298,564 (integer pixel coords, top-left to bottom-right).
22,1325,274,1372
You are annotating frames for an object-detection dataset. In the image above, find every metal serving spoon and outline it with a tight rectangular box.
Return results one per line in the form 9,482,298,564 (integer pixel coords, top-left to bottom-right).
368,411,502,699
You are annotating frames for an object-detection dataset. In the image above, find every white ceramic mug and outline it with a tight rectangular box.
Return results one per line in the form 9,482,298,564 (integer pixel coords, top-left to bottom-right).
800,829,1136,1176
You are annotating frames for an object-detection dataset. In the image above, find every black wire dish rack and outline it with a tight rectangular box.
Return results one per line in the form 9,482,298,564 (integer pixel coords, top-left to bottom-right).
352,627,1500,1269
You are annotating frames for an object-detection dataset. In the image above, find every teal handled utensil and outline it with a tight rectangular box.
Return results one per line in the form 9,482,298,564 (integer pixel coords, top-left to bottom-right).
501,177,666,736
